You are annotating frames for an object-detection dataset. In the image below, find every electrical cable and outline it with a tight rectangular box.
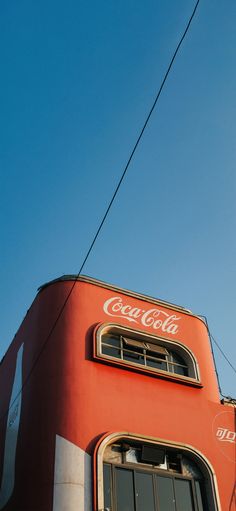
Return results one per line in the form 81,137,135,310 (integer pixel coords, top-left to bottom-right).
202,316,223,396
73,0,201,280
199,315,236,397
210,333,236,376
0,0,202,423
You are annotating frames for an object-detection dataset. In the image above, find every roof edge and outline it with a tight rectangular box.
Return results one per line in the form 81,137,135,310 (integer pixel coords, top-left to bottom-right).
38,274,203,319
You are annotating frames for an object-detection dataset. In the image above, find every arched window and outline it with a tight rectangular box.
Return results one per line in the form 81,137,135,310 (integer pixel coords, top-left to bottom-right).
97,435,219,511
95,324,200,384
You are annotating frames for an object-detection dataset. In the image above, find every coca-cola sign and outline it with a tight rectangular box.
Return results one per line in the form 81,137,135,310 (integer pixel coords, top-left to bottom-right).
103,296,180,335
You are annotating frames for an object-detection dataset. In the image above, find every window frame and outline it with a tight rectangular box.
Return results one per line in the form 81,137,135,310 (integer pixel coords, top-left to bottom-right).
95,432,221,511
94,323,201,386
104,461,202,511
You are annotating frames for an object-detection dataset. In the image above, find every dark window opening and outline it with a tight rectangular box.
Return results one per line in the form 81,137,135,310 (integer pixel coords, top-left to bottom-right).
101,332,189,377
103,440,211,511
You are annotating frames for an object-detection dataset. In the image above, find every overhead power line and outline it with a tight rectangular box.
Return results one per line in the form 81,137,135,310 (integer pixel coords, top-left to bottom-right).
210,333,236,376
199,315,236,397
0,0,202,423
77,0,201,278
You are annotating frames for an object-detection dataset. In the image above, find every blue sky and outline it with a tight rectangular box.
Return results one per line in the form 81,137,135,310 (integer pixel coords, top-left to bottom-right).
1,0,235,397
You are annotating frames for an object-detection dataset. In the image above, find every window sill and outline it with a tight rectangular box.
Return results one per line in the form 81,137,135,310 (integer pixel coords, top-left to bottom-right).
93,352,203,388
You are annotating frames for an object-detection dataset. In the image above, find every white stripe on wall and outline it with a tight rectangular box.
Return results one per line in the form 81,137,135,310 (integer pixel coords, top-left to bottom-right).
53,435,92,511
0,344,24,509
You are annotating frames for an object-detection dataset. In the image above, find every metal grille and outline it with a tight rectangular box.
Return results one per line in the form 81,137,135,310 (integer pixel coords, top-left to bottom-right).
101,333,188,376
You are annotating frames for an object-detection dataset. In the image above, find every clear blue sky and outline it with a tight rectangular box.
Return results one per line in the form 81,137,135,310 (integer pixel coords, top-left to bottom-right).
1,0,235,397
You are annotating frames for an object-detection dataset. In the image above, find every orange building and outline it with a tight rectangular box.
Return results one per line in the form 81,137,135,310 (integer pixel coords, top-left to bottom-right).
0,275,235,510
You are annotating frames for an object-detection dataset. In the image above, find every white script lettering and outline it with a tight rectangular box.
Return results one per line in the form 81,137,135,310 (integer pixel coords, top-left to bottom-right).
216,427,236,444
103,296,180,334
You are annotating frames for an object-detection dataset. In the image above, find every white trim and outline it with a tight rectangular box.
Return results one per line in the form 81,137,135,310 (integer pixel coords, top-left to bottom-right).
97,431,221,511
38,275,194,316
96,323,201,384
0,344,24,509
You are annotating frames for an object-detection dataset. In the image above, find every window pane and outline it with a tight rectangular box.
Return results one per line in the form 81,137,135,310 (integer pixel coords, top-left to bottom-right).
147,358,167,371
135,471,155,511
174,479,194,511
115,468,135,511
156,476,176,511
103,334,121,347
123,354,145,365
102,345,121,358
170,353,188,376
195,481,204,511
123,345,145,365
172,364,188,376
103,464,112,510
